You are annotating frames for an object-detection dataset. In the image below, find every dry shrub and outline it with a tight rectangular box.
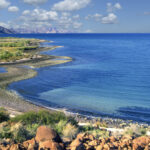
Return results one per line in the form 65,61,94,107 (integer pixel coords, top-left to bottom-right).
62,123,79,141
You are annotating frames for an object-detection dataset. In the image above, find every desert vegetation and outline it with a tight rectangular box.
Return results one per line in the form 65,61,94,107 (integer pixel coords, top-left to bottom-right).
0,108,149,150
0,37,43,62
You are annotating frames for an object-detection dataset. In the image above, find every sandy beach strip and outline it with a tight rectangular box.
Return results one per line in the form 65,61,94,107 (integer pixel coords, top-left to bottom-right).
0,45,72,115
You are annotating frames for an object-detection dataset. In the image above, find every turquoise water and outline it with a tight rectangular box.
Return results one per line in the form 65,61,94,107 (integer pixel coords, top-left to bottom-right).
2,33,150,123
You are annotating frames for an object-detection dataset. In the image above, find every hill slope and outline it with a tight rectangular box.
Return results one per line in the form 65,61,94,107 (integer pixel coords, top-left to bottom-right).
0,26,14,34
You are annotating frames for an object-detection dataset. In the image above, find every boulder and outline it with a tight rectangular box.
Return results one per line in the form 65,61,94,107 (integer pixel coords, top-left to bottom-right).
76,133,86,141
0,145,10,150
35,126,62,143
39,140,64,150
109,136,116,142
10,144,19,150
69,139,85,150
132,136,150,149
96,145,103,150
23,138,37,150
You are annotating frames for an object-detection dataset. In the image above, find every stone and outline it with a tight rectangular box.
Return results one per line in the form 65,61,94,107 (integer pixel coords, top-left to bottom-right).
96,145,103,150
76,133,86,141
35,126,62,143
133,136,150,149
103,144,110,150
39,140,64,150
69,139,85,150
23,138,37,150
10,144,19,150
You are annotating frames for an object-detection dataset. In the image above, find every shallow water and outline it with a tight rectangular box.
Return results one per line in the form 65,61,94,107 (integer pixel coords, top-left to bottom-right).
2,33,150,123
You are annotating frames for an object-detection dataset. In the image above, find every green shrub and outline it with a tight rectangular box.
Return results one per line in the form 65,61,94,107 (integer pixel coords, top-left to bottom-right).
0,108,9,123
26,123,40,138
80,125,94,132
14,51,23,57
0,51,13,59
54,120,67,135
0,126,12,139
80,125,109,138
13,127,30,143
11,110,76,126
123,124,147,137
88,129,110,138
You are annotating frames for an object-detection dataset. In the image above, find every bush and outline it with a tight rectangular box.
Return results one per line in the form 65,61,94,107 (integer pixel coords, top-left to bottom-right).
62,123,79,141
13,127,30,143
88,129,110,138
11,110,76,126
80,125,110,138
0,126,12,139
54,120,67,135
26,123,40,138
123,124,147,137
0,108,9,123
80,125,94,132
0,51,13,59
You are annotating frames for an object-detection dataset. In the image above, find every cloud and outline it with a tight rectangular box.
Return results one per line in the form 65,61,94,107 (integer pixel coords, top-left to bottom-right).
73,22,82,29
0,0,10,9
21,9,58,22
101,13,117,24
107,2,122,13
85,13,102,21
114,3,122,10
8,6,19,12
73,14,80,19
52,0,91,11
22,10,30,15
23,0,47,5
85,29,93,33
144,12,150,15
0,22,9,28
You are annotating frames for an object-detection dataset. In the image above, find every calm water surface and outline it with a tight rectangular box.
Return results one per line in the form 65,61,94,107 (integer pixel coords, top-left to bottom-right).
1,34,150,123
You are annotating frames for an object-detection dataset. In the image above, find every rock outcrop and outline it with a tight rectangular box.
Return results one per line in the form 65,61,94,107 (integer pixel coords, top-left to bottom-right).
68,134,150,150
0,126,150,150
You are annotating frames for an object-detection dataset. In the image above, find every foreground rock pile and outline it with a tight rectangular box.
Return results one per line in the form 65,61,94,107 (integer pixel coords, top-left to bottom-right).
0,126,150,150
68,133,150,150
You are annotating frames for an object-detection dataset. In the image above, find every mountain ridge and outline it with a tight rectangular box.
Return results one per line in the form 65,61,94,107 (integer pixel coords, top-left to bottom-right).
0,26,14,34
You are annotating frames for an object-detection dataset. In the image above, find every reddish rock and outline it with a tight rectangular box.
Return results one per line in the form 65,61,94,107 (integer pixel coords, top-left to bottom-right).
39,140,64,150
69,139,85,150
96,145,103,150
23,138,37,150
10,144,19,150
35,126,62,143
88,140,98,147
103,144,110,150
133,136,150,149
0,145,10,150
76,133,86,141
110,136,116,143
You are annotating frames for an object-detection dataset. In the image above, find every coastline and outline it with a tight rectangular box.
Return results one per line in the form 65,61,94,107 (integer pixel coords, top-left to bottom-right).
0,38,149,131
0,43,72,114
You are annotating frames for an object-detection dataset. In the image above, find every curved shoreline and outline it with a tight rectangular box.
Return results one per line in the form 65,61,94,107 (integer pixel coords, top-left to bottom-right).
0,39,149,129
0,43,72,113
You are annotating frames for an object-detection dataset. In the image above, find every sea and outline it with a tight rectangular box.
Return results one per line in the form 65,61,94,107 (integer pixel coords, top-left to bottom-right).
1,33,150,123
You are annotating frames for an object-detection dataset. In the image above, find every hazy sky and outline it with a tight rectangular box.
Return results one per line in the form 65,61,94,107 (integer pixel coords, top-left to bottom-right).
0,0,150,33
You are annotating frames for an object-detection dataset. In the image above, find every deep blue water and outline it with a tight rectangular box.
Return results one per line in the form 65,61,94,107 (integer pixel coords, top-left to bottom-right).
0,67,6,73
1,34,150,123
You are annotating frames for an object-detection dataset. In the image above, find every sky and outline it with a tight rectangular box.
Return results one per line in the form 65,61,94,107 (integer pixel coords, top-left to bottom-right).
0,0,150,33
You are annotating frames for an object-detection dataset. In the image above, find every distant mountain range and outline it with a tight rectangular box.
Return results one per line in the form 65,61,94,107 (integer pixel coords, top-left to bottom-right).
12,27,66,34
0,26,14,34
0,26,69,34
